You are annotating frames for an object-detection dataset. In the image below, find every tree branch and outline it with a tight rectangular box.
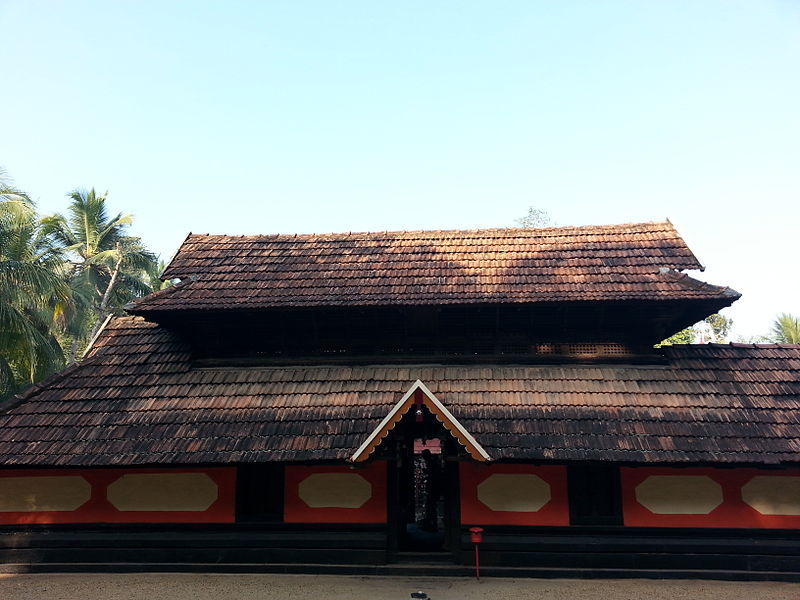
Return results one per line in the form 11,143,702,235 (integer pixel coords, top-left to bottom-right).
85,243,123,345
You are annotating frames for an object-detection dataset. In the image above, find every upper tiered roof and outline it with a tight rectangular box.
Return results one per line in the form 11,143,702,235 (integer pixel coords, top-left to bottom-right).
130,221,738,312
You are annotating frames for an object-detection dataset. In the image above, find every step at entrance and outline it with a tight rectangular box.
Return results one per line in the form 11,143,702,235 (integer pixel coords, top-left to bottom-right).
393,552,453,565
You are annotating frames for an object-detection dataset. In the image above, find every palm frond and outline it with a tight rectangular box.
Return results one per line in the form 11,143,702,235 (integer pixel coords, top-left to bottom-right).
769,313,800,344
0,168,32,205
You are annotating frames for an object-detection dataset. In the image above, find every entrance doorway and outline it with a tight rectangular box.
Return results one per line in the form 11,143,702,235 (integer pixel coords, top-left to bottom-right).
403,438,446,551
384,396,464,559
357,382,488,563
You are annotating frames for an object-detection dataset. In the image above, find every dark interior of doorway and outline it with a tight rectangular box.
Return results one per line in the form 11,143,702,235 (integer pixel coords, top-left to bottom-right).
402,438,446,551
375,392,465,558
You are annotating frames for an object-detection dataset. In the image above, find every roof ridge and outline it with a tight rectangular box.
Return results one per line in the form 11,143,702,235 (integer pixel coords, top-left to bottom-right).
664,342,800,348
0,356,103,416
5,314,157,409
160,231,192,280
672,342,800,349
125,277,196,311
180,220,676,242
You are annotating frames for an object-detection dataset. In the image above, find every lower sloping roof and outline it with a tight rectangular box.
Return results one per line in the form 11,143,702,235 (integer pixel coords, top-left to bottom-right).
0,317,799,466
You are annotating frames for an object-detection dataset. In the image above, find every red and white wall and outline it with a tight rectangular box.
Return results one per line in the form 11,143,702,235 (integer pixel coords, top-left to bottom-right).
3,462,800,529
0,468,235,524
459,463,569,526
460,464,800,529
284,461,387,523
622,467,800,528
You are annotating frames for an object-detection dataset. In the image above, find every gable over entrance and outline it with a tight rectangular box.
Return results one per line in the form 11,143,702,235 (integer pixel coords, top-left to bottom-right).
350,380,491,463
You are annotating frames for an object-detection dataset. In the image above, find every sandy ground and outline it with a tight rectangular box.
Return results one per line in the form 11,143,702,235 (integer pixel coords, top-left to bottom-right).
0,573,799,600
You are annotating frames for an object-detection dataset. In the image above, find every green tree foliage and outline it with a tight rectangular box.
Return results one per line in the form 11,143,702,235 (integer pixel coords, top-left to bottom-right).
0,171,70,398
768,313,800,344
703,313,733,343
42,188,158,360
1,169,161,399
147,259,173,292
658,327,696,346
658,313,733,346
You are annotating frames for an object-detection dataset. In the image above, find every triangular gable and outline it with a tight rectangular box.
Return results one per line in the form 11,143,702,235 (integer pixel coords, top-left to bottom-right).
350,380,491,463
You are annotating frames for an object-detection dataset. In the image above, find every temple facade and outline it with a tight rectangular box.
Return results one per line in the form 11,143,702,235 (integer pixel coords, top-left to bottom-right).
1,221,799,579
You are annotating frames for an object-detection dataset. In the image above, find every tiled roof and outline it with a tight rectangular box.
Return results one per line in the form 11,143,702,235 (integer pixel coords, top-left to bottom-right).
130,222,738,311
1,317,798,467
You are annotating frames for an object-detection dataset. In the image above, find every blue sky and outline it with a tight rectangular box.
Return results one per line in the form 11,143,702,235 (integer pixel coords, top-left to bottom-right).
2,0,798,338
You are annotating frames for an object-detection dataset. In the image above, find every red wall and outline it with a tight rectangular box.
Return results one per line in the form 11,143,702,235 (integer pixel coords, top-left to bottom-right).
284,462,387,523
0,468,235,524
622,467,800,528
460,463,569,526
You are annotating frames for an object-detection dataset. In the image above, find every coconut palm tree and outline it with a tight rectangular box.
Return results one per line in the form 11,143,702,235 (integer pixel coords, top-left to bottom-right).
768,313,800,344
42,188,157,360
0,171,70,398
147,259,173,292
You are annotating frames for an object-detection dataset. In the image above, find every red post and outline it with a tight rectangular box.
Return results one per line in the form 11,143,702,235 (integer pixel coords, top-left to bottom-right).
469,527,484,580
474,543,480,580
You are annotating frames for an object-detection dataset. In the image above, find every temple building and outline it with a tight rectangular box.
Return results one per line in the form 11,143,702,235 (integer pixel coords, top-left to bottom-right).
1,221,799,579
